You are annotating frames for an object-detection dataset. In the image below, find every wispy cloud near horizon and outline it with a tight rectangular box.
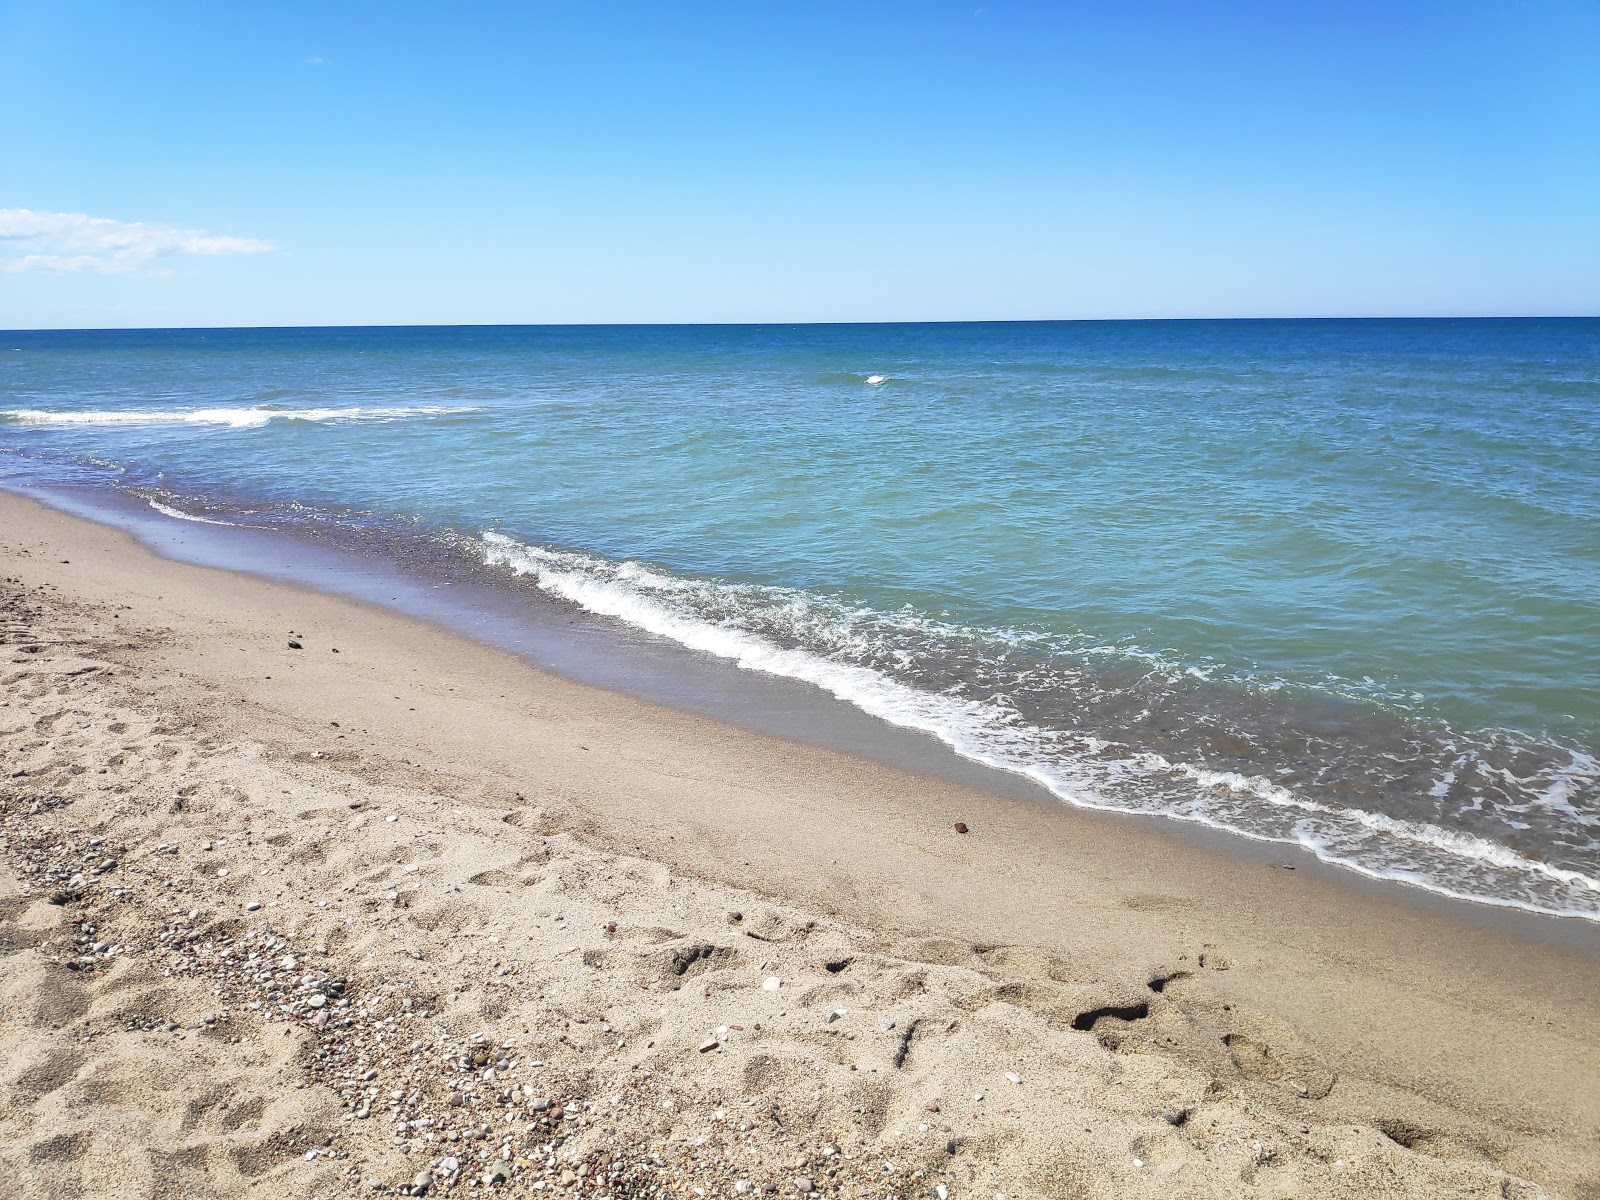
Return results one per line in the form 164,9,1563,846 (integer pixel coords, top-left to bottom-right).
0,208,273,274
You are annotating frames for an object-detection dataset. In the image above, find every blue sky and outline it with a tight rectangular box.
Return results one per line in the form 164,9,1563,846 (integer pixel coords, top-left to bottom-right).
2,1,1596,327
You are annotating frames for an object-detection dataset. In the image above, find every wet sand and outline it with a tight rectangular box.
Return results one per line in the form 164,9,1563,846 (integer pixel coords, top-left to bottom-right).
2,489,1597,1199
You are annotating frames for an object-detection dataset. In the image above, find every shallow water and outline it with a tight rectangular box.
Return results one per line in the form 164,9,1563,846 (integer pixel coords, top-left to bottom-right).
3,319,1597,917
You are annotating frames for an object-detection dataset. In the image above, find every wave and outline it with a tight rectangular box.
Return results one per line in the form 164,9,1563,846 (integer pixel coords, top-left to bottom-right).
146,498,237,526
1,405,481,429
477,530,1600,921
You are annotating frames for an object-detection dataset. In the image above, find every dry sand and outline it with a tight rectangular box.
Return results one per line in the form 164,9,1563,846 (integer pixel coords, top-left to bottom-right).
1,490,1597,1200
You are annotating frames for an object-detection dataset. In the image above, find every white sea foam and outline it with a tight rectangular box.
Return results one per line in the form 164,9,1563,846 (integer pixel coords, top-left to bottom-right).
478,531,1600,921
147,498,236,526
865,374,890,385
1,405,480,429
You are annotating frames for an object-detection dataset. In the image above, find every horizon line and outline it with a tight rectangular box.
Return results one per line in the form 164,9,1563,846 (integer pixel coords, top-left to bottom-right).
6,313,1599,335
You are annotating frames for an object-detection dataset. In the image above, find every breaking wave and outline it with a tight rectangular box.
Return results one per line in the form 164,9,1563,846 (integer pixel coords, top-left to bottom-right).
478,530,1600,920
1,405,480,429
146,498,237,526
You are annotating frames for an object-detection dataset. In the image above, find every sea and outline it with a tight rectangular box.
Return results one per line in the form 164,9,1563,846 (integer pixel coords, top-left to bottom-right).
2,319,1596,920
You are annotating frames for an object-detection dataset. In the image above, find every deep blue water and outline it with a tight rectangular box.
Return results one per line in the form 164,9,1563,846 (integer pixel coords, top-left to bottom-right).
3,319,1597,917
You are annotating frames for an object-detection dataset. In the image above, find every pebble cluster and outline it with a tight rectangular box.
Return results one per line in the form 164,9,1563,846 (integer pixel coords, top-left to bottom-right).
0,791,936,1199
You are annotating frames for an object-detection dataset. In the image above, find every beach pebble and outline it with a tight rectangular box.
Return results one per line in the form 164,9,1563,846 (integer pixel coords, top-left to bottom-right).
245,901,261,911
795,1180,814,1194
307,994,327,1008
763,977,782,991
878,1016,897,1032
386,814,399,823
1004,1071,1023,1085
410,1172,432,1195
953,821,969,834
215,868,228,877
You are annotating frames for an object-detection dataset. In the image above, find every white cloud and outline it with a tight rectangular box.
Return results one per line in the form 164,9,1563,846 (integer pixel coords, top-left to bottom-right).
0,208,274,274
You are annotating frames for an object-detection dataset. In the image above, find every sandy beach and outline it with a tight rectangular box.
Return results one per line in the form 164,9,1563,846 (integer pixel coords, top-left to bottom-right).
1,488,1597,1200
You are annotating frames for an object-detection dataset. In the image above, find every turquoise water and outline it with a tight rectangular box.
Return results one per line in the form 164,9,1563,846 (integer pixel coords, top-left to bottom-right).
3,320,1597,917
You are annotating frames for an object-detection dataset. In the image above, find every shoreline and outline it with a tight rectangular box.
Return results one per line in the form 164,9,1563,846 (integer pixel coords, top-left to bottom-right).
9,475,1598,946
2,489,1599,1197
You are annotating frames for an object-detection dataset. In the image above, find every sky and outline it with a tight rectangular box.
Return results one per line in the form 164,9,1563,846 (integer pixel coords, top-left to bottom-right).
1,1,1597,327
